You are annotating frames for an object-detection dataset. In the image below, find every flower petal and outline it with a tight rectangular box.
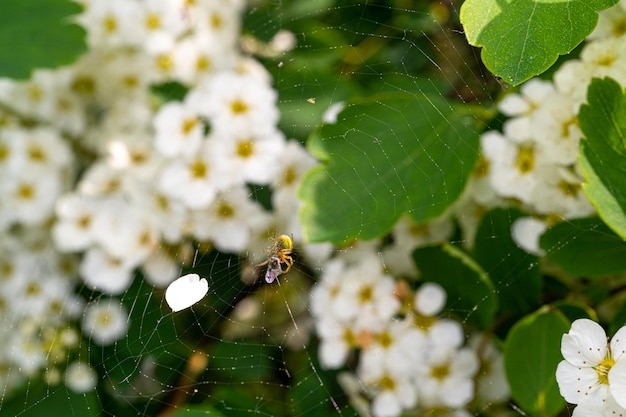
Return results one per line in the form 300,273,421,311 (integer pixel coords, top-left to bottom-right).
611,325,626,361
372,391,401,417
165,273,209,312
571,404,605,417
556,360,606,405
561,319,607,367
609,358,626,409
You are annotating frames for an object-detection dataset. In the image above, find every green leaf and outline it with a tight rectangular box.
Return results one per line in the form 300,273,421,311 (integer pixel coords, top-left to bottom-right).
611,301,626,336
0,382,102,417
289,344,359,417
0,0,86,79
208,340,274,382
540,217,626,277
473,208,542,317
579,77,626,240
503,306,569,416
460,0,618,86
210,387,276,417
170,404,225,417
94,275,185,401
413,243,497,329
551,301,595,324
299,92,479,243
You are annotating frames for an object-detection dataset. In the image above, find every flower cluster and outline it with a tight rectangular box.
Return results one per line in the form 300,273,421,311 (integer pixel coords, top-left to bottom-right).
0,0,313,397
310,252,509,417
452,2,626,247
557,319,626,416
0,229,85,394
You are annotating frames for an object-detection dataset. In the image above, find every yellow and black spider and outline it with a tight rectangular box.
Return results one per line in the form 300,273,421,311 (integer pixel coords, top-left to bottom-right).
256,234,294,277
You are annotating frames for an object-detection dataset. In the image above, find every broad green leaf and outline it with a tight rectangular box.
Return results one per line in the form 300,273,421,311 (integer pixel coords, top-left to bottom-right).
299,92,479,243
579,77,626,240
0,0,86,79
413,243,497,329
473,208,542,317
611,301,626,336
0,382,101,417
170,405,225,417
551,301,595,325
290,346,360,417
93,275,184,401
503,306,569,416
540,217,626,277
210,387,278,417
460,0,617,86
208,340,274,382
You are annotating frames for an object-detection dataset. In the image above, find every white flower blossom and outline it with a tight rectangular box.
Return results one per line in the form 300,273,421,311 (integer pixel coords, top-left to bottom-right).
65,362,97,393
82,298,129,345
511,217,547,256
153,100,204,158
556,319,626,410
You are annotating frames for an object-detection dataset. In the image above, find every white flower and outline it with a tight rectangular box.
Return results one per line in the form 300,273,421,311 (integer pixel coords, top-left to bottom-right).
0,70,83,132
8,333,46,376
336,255,400,332
580,37,626,87
136,0,186,45
79,247,135,295
77,0,143,48
382,215,453,278
82,298,129,345
310,258,346,320
209,126,286,186
498,78,554,143
316,317,353,369
414,282,446,316
5,274,52,319
97,51,157,102
272,140,318,197
469,334,510,405
189,0,244,50
165,273,209,312
428,319,464,349
127,185,188,244
359,319,426,378
153,100,204,158
187,72,279,136
528,91,582,165
52,194,100,252
480,130,556,205
370,374,417,417
499,78,554,117
190,186,263,253
359,349,419,417
556,319,626,409
142,251,180,288
417,346,479,409
158,140,225,209
172,34,237,84
92,199,158,265
530,167,595,218
105,134,162,177
78,162,125,196
65,362,97,393
2,171,62,225
590,2,626,39
511,217,547,256
4,127,72,172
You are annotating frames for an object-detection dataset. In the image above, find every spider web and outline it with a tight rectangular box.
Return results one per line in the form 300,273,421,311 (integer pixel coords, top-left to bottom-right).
0,0,596,416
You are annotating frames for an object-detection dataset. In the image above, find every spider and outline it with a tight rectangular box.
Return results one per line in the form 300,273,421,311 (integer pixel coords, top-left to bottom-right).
256,234,294,282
